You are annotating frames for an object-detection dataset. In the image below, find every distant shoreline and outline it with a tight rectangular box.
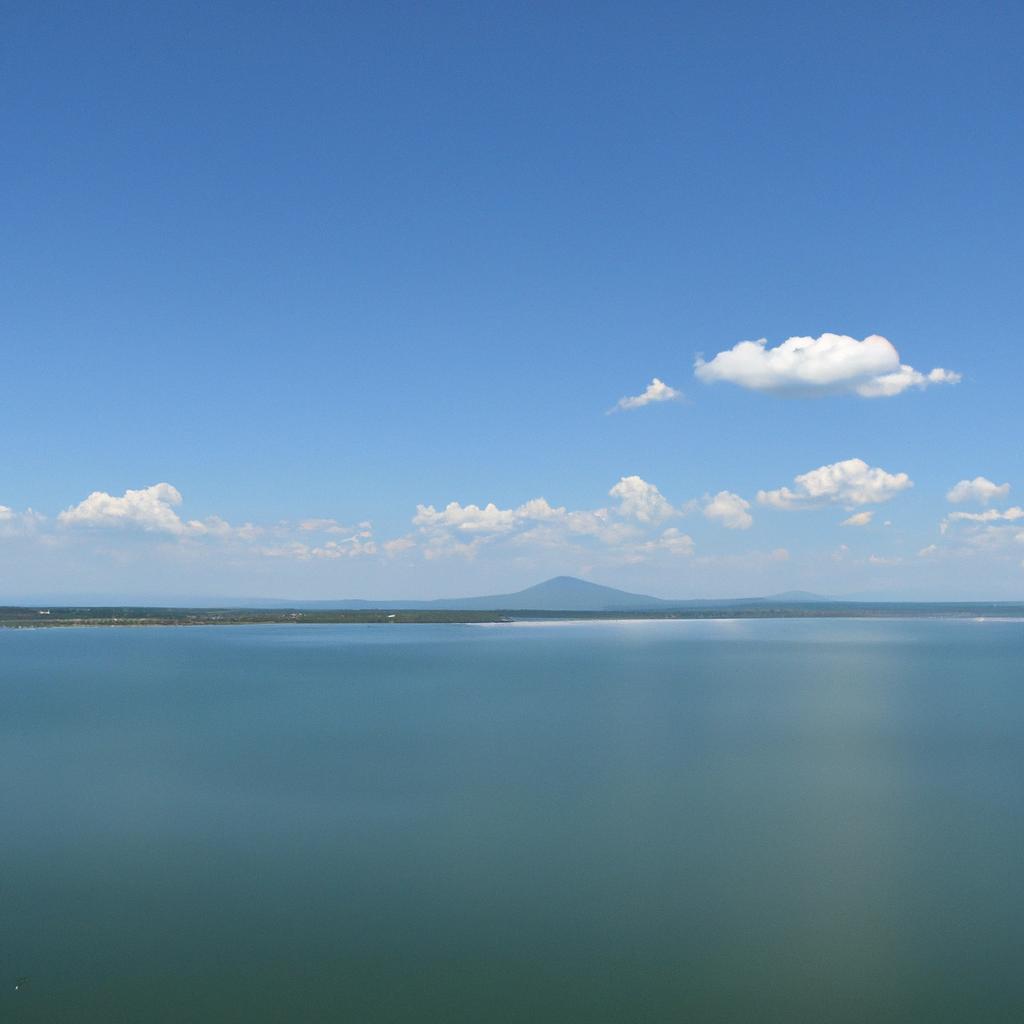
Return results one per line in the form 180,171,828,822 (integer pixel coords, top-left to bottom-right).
3,604,1024,629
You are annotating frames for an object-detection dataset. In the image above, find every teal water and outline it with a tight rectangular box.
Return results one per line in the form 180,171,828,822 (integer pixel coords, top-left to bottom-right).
2,619,1023,1022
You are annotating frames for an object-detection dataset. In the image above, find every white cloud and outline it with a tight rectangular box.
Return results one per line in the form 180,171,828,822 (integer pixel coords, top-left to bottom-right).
855,365,961,398
59,483,192,534
383,536,416,557
299,517,372,535
0,507,46,539
758,459,913,509
409,477,684,561
941,506,1024,534
946,477,1011,504
611,377,682,412
609,476,676,522
868,554,903,566
57,482,257,543
695,333,960,398
703,491,753,529
260,530,377,560
633,527,695,559
841,510,874,527
413,501,520,534
311,537,377,559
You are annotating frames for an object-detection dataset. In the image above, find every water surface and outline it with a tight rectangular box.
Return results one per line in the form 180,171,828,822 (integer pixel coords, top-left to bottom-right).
2,619,1022,1021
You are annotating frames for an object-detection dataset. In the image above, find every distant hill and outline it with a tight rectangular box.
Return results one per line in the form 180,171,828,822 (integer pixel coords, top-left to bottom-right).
433,576,676,611
258,577,836,612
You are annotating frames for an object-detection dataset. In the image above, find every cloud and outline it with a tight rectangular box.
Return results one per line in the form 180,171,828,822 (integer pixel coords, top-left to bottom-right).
413,501,520,534
703,491,753,529
409,477,687,562
611,377,682,412
56,482,258,542
0,507,46,539
634,528,695,558
383,536,416,557
59,483,192,534
868,554,903,566
758,459,913,509
941,506,1024,534
841,510,874,527
299,517,372,535
946,477,1011,504
855,365,961,398
695,333,960,398
260,531,377,560
609,476,676,522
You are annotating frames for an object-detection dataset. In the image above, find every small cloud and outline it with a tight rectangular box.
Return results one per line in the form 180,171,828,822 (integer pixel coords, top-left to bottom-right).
919,544,939,557
611,377,682,412
414,501,520,534
383,536,416,557
299,517,370,534
841,510,874,527
703,491,753,530
941,506,1024,534
758,459,912,509
946,477,1011,504
635,527,695,558
695,333,959,399
868,554,903,566
609,476,676,523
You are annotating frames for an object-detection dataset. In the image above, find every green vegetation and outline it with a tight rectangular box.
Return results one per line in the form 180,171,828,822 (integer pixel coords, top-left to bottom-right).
3,603,1024,628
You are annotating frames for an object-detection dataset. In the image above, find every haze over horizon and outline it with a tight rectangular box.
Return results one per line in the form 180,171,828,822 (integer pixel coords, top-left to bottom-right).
4,3,1022,601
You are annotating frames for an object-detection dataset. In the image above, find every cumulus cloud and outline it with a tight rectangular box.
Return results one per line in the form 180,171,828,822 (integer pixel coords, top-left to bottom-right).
695,333,960,399
611,377,682,412
609,476,676,522
703,491,753,530
409,477,688,562
59,483,192,534
413,501,520,534
633,528,695,559
56,482,257,542
260,531,377,560
941,507,1024,534
758,459,913,509
841,510,874,527
946,477,1011,505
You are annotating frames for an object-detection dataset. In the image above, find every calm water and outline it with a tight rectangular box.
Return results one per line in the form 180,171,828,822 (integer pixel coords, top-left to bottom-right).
2,619,1023,1022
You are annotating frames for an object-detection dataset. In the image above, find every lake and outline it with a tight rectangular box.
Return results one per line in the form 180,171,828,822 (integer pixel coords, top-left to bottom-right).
2,619,1022,1022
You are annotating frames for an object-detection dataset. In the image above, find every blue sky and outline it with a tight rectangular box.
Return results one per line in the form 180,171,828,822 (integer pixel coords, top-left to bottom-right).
3,1,1022,601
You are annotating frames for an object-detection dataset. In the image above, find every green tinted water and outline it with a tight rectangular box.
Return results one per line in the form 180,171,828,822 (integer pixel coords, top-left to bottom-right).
2,619,1022,1022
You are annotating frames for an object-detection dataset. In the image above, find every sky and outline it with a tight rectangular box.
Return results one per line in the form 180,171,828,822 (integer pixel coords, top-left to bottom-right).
2,1,1022,602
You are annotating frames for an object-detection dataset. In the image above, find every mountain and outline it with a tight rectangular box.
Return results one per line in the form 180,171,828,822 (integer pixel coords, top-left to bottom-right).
255,577,834,612
758,590,835,603
7,578,838,611
431,576,676,611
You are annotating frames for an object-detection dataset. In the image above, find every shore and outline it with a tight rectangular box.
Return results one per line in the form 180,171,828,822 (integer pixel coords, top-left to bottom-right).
4,604,1024,628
